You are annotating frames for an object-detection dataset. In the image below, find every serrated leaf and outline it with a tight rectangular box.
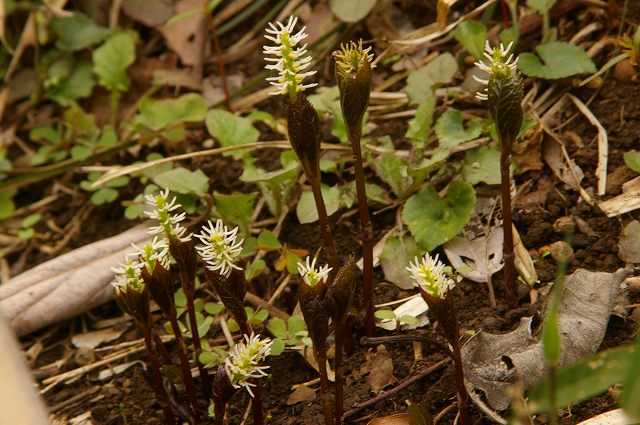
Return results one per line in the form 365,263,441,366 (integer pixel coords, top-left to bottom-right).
93,32,136,94
462,145,501,185
329,0,376,22
405,53,458,104
452,20,487,59
214,191,258,229
402,181,476,252
519,41,596,79
50,13,111,51
435,108,483,149
624,150,640,173
296,184,341,224
153,167,209,196
205,109,259,159
138,93,207,130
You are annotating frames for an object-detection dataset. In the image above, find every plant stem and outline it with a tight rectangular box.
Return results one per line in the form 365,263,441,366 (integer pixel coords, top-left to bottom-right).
238,320,264,425
500,145,517,310
347,132,375,337
450,337,470,425
204,2,232,112
334,319,345,425
168,313,201,422
309,176,338,275
183,283,212,398
548,364,558,425
143,329,177,425
213,401,226,425
315,348,335,425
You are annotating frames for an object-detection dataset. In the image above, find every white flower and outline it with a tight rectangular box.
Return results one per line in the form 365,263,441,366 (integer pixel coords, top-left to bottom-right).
131,236,169,273
195,219,244,277
473,41,519,101
263,15,317,96
406,253,455,299
224,333,273,397
111,258,144,292
144,188,192,242
297,255,332,288
333,39,375,76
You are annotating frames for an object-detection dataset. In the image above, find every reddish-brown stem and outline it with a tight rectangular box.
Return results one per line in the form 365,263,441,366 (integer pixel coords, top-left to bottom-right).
213,401,226,425
238,320,264,425
500,147,517,310
334,319,345,425
183,284,212,398
143,329,177,425
450,337,470,425
315,348,335,425
309,176,338,277
204,3,232,111
168,312,201,422
348,132,375,336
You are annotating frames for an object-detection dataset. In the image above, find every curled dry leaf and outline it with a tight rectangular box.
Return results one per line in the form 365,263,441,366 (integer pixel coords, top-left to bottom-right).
71,328,126,350
542,137,584,190
286,385,316,405
158,0,206,71
462,268,630,410
0,225,150,336
362,345,395,392
444,226,503,284
619,220,640,264
366,413,411,425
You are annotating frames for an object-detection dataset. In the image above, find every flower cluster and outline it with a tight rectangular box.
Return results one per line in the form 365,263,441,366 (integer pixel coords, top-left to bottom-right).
224,333,273,397
144,189,192,242
297,255,332,288
195,219,244,277
333,40,374,78
406,253,455,299
263,16,317,97
473,41,519,101
111,258,144,293
132,236,169,274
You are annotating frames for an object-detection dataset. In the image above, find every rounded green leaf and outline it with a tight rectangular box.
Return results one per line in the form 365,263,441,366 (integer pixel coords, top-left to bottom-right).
205,109,259,159
402,180,476,252
518,41,596,79
375,310,396,320
329,0,376,22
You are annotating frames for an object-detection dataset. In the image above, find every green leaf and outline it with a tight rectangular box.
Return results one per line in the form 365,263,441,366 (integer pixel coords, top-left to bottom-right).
624,150,640,173
0,190,16,219
452,20,487,59
268,318,288,339
622,338,640,421
205,109,259,159
46,60,95,105
257,230,282,251
528,343,636,413
435,108,483,149
542,303,561,364
204,302,224,315
406,96,436,147
214,191,258,229
124,203,144,220
50,13,111,51
93,32,136,94
153,167,209,196
296,184,341,224
462,146,501,185
90,188,119,205
21,213,42,228
137,93,207,130
373,153,412,198
380,235,421,289
527,0,557,13
17,228,34,240
375,310,396,320
519,42,596,79
245,259,266,281
288,316,306,334
329,0,376,22
270,338,285,356
399,315,419,326
402,181,476,252
405,53,458,104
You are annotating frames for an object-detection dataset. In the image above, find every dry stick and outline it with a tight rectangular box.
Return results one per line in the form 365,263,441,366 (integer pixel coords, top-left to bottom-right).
343,358,450,419
500,144,517,310
348,130,375,337
309,176,338,275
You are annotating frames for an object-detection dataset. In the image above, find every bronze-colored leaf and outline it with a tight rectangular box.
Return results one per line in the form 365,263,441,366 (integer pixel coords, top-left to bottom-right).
286,92,321,179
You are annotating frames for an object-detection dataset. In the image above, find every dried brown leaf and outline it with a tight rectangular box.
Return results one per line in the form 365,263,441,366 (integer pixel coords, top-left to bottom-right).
286,385,316,405
362,345,395,392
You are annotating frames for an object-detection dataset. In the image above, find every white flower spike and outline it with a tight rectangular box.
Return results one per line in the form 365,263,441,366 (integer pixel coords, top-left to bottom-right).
263,15,317,97
224,333,273,397
406,253,455,299
111,257,144,292
195,219,244,277
131,236,169,273
144,188,192,242
297,255,332,288
473,41,519,101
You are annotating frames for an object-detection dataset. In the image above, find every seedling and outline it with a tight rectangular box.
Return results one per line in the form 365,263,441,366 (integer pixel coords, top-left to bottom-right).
474,41,523,310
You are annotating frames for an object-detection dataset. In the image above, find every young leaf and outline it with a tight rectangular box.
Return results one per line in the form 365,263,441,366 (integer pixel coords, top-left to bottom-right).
373,153,412,198
137,93,207,130
205,109,259,159
406,96,436,147
93,32,136,95
624,150,640,173
329,0,376,23
374,310,396,320
402,181,476,252
268,318,288,339
296,184,341,224
527,0,557,13
452,20,487,59
153,167,209,196
519,42,596,79
405,53,458,104
257,230,282,251
0,190,16,219
50,13,111,51
214,191,258,230
435,108,482,149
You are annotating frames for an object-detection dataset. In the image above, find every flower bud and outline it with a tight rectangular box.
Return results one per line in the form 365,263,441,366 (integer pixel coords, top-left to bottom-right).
286,92,322,179
141,262,174,317
324,257,357,321
205,267,248,326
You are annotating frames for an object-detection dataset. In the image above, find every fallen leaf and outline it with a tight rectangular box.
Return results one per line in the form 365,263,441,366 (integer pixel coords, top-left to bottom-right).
367,413,410,425
286,385,316,405
98,361,144,381
542,138,584,191
380,235,421,289
576,409,635,425
159,0,206,70
444,226,503,284
462,268,629,410
619,220,640,264
71,328,126,349
376,296,430,331
122,0,173,27
362,345,395,392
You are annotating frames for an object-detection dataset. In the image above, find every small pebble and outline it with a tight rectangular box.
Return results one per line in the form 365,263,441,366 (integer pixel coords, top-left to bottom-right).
549,240,574,263
553,216,575,234
625,276,640,293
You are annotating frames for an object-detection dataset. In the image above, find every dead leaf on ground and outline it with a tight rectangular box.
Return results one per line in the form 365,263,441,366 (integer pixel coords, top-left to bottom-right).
598,177,640,217
376,296,430,331
542,137,584,190
286,385,316,405
367,413,410,425
437,0,458,28
362,345,395,392
122,0,173,27
513,126,544,173
462,268,630,410
158,0,206,71
0,225,150,336
71,328,126,349
619,220,640,263
444,227,503,285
